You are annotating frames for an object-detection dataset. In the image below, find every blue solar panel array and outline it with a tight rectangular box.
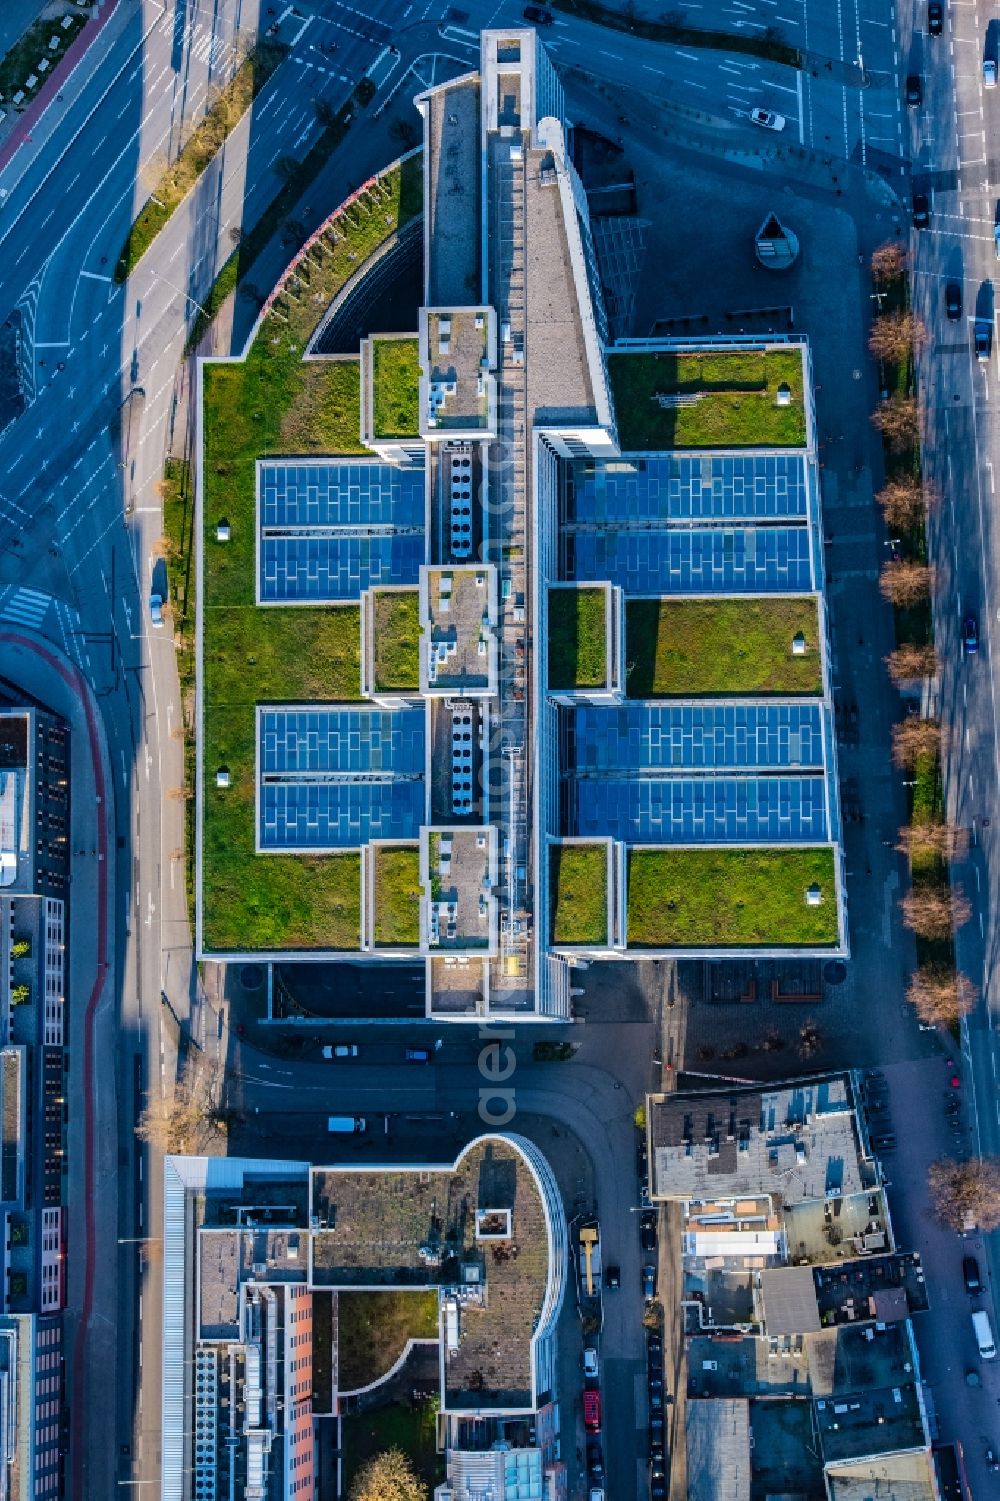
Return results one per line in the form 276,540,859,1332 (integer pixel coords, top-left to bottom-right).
573,775,829,843
260,781,426,849
260,709,425,775
569,454,808,524
572,703,824,773
260,462,425,529
571,527,813,594
260,534,425,602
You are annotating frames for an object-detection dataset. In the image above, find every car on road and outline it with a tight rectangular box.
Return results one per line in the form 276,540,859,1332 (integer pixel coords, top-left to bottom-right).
149,593,164,627
404,1046,432,1062
650,1479,667,1501
750,107,786,131
605,1265,620,1290
963,614,979,655
964,1255,983,1294
976,317,993,360
583,1346,599,1379
640,1211,657,1252
994,223,1000,260
928,0,943,31
905,74,922,106
322,1044,359,1059
650,1439,665,1465
523,4,553,20
642,1263,657,1299
912,191,930,228
586,1440,605,1479
583,1389,601,1432
987,59,998,87
648,1376,664,1410
945,281,962,319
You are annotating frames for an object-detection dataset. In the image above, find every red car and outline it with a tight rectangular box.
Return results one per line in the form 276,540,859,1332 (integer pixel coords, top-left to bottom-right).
583,1389,601,1432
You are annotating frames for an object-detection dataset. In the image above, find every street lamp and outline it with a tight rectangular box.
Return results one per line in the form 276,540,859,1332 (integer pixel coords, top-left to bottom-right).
149,270,210,322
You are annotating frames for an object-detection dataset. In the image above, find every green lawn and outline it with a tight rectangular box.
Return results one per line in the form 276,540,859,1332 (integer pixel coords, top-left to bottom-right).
627,847,840,947
115,42,285,280
609,348,807,450
337,1290,439,1391
0,12,87,105
373,846,422,948
372,337,421,439
627,597,822,697
550,845,608,946
548,587,607,689
341,1402,441,1492
200,161,422,951
373,591,421,691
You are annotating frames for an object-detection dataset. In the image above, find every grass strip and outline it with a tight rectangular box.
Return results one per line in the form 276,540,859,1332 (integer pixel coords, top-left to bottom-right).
185,76,382,352
372,336,421,439
550,845,608,945
0,11,87,103
546,0,800,66
627,847,839,947
627,597,822,696
609,348,806,450
372,846,422,947
373,590,421,691
161,458,196,927
115,42,286,281
548,587,607,689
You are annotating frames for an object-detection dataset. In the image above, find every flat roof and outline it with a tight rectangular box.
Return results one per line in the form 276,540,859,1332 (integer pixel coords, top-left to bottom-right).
760,1265,822,1335
572,772,829,844
569,525,816,595
567,452,810,525
686,1400,752,1501
424,77,481,307
825,1453,938,1501
570,702,827,774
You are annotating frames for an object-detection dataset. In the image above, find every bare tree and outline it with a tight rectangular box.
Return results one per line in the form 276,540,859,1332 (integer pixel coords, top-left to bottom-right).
900,883,972,939
891,715,939,767
906,965,978,1029
135,1066,227,1156
796,1018,823,1060
896,822,969,861
928,1156,1000,1232
871,241,908,285
872,395,920,451
350,1449,428,1501
879,560,933,609
885,643,939,683
875,476,937,531
869,310,929,365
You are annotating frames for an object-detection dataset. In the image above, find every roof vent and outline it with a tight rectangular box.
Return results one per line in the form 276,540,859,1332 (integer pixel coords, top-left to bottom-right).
216,521,231,542
791,631,807,656
216,767,231,789
805,883,823,907
776,383,792,407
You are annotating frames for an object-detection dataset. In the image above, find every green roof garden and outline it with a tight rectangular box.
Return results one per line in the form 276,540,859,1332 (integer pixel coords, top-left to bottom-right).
200,156,423,953
372,336,421,440
548,587,607,690
550,844,608,946
372,845,422,948
627,847,840,948
627,597,822,697
373,590,421,692
608,347,807,450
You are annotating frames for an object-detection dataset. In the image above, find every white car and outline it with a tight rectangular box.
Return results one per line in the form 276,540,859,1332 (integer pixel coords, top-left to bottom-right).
985,59,997,88
750,107,786,131
322,1044,359,1059
583,1347,599,1379
149,593,164,627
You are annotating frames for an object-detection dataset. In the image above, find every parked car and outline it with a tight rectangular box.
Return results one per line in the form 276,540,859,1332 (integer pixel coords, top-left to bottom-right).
523,4,553,20
586,1440,605,1479
945,281,962,319
149,592,164,627
583,1346,599,1379
605,1265,620,1290
651,1480,667,1501
912,191,930,227
905,74,922,105
964,1255,983,1294
928,0,943,32
648,1377,664,1411
642,1263,657,1299
322,1044,359,1059
588,1491,606,1501
986,58,998,87
975,318,993,361
995,223,1000,260
750,107,785,131
963,614,979,655
583,1389,601,1432
640,1211,657,1252
404,1046,432,1062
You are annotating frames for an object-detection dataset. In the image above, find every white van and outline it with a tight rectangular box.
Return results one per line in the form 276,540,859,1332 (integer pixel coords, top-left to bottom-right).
973,1309,996,1359
327,1116,365,1134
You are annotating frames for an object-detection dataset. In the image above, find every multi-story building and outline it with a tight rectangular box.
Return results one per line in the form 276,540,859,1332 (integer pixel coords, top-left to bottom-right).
161,1136,567,1501
195,28,847,1019
0,698,69,1501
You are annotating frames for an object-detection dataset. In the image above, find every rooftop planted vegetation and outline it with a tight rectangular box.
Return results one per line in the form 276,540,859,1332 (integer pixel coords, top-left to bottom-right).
626,597,822,697
372,337,421,439
550,844,608,946
627,847,840,948
200,157,423,952
372,846,422,948
116,42,286,281
548,587,607,690
608,347,807,450
337,1289,439,1391
373,590,421,692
